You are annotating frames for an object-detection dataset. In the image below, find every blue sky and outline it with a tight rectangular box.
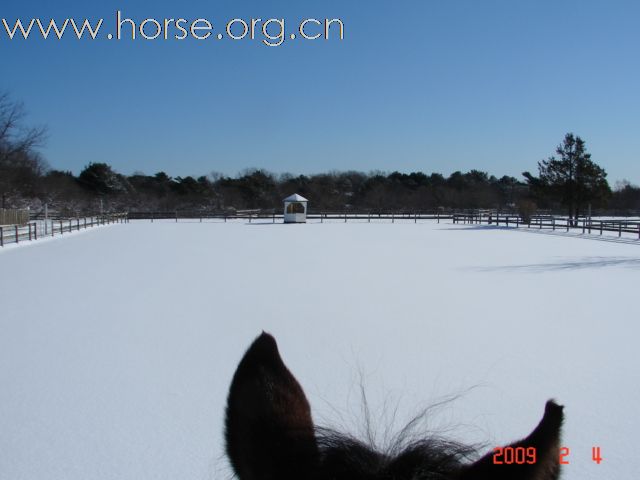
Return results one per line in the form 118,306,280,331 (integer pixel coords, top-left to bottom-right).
1,0,639,183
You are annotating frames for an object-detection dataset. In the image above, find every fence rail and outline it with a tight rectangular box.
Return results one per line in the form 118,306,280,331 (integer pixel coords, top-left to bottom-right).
0,213,128,248
128,210,450,223
453,213,640,239
128,210,640,240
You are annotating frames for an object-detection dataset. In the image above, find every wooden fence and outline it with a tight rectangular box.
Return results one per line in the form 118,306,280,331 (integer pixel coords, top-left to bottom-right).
0,213,129,247
0,209,30,225
128,210,450,223
453,213,640,239
127,209,640,240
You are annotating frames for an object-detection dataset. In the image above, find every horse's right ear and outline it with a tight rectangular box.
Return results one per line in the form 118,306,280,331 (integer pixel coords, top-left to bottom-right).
225,333,318,480
458,400,564,480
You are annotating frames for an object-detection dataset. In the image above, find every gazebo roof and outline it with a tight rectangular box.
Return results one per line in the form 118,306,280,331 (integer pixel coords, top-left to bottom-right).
283,193,308,202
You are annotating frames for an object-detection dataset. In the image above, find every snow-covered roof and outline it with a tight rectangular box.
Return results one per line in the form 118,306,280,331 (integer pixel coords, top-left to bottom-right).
283,193,308,202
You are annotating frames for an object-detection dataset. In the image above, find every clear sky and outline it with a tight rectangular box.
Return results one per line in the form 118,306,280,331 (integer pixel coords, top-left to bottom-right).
2,0,639,184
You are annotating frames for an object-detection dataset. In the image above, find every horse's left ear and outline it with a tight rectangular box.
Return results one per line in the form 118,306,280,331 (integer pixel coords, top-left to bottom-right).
458,400,564,480
225,332,319,480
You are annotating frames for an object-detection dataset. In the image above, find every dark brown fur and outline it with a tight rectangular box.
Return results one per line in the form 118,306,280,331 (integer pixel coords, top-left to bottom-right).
225,333,564,480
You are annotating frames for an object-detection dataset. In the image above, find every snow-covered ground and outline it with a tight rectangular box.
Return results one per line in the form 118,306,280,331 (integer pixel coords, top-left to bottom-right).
1,220,638,480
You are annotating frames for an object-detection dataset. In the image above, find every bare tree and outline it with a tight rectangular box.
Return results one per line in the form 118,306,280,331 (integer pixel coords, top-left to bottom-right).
0,92,48,207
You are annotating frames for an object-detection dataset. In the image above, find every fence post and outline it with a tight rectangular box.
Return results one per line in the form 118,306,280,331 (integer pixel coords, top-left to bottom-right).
273,212,275,223
619,223,622,238
69,219,72,232
582,219,586,234
552,217,556,231
175,211,178,223
0,226,3,246
638,223,640,240
77,218,80,231
15,225,19,243
29,223,32,240
60,220,63,235
437,212,440,224
392,213,395,224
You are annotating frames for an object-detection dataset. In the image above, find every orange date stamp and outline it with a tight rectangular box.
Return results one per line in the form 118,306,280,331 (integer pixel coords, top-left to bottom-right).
492,446,603,465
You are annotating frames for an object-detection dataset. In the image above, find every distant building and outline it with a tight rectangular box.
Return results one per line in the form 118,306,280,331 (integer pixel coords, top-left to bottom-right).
283,194,308,224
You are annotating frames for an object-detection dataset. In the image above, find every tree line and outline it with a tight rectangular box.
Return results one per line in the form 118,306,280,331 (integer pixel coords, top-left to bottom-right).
1,92,639,217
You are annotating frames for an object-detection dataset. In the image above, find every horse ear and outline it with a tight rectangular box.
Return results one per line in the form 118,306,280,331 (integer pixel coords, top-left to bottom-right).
458,400,564,480
225,333,318,480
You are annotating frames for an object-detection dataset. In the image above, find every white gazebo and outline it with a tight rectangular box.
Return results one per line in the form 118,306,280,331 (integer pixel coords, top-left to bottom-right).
283,194,308,223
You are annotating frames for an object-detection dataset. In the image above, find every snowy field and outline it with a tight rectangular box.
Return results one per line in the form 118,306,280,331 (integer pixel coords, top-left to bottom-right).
1,220,638,480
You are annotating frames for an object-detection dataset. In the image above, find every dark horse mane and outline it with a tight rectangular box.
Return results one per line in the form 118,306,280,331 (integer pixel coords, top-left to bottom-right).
315,426,477,480
225,333,564,480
